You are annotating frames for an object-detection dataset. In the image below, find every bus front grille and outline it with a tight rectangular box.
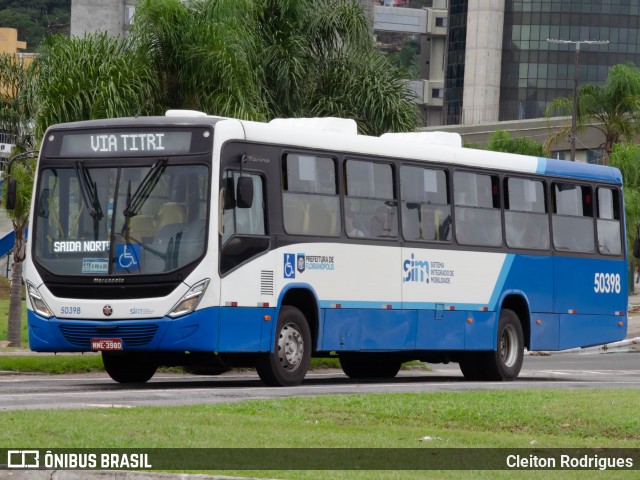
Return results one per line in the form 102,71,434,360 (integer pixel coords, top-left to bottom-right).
58,324,159,348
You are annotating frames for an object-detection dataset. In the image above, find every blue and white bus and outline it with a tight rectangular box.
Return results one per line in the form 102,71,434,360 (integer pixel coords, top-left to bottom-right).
16,111,627,385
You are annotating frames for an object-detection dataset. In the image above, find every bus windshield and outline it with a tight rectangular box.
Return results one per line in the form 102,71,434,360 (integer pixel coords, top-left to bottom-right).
33,163,209,276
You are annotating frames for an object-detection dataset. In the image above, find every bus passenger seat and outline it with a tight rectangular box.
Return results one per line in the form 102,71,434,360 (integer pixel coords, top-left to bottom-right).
306,202,333,235
129,215,156,242
157,202,187,228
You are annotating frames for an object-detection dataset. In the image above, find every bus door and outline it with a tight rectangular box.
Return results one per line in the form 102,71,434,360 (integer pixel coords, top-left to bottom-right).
218,144,273,351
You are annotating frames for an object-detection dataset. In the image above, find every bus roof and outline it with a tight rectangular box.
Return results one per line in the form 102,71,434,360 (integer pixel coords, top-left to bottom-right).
44,114,623,185
238,118,623,184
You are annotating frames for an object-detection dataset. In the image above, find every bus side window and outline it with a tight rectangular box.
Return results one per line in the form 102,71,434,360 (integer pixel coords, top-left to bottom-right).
552,183,594,253
282,154,339,236
454,171,502,247
400,165,451,242
344,160,397,239
504,177,549,250
596,187,622,255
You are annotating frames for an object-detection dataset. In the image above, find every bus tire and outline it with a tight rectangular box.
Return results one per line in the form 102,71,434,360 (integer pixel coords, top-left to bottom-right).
256,305,311,387
102,352,158,384
339,354,402,379
482,308,524,381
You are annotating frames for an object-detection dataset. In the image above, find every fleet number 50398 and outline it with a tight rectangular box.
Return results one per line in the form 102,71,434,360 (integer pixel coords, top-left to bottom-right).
593,273,621,294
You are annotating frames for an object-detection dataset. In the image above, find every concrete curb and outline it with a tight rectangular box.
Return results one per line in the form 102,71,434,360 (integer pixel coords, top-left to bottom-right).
533,337,640,355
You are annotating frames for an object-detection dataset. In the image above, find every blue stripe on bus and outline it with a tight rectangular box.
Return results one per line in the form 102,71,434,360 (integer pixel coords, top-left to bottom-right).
537,157,622,183
488,254,515,310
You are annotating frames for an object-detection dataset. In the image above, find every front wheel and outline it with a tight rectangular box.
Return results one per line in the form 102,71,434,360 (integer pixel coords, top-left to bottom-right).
256,306,311,386
102,352,158,384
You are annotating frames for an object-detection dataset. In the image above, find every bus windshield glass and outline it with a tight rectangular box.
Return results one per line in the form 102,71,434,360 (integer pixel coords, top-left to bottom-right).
33,163,209,276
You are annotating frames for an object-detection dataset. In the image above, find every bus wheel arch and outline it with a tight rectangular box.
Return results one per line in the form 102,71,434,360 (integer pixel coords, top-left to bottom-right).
256,304,311,386
459,296,528,381
500,294,530,351
278,287,319,351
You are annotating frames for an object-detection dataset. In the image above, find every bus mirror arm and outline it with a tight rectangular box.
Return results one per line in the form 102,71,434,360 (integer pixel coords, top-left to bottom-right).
3,150,38,210
236,177,254,208
4,177,17,210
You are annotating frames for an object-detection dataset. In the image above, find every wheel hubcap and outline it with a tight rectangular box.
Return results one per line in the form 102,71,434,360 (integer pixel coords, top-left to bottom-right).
500,324,518,368
277,323,304,371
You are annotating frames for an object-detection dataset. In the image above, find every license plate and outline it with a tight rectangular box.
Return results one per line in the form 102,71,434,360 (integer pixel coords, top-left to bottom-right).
91,338,123,351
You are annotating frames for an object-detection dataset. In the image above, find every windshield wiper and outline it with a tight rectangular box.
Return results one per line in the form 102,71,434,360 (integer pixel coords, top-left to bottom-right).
122,158,168,219
74,160,103,220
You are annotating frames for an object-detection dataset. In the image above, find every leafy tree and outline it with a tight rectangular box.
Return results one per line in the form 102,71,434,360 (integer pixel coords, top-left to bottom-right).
0,53,37,347
31,32,161,138
0,1,70,51
545,63,640,165
0,54,35,150
486,130,546,157
132,0,419,135
610,143,640,292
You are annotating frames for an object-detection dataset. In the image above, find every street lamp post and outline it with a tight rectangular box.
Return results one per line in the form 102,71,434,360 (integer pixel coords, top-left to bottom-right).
547,39,609,161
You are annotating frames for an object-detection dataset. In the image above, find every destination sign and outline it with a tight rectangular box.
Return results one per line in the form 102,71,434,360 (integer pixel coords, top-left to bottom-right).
58,131,194,157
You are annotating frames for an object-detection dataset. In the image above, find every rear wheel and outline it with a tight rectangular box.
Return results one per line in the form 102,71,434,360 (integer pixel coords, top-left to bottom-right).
482,309,524,381
102,352,157,384
339,353,402,379
458,353,485,380
459,309,524,381
256,306,311,386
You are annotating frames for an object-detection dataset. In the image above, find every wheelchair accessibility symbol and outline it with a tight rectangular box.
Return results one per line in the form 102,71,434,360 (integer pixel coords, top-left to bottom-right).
284,253,295,279
116,244,141,270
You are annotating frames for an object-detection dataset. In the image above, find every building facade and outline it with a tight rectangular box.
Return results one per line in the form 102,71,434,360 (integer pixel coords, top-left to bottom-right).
445,0,640,125
71,0,136,38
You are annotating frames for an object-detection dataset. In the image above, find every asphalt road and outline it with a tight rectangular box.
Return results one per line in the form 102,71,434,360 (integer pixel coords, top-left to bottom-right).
1,350,639,411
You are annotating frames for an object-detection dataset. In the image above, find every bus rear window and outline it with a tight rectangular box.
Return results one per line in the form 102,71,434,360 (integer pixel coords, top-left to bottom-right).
597,187,622,255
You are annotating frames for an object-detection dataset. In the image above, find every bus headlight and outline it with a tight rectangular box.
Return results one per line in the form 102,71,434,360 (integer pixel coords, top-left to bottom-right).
26,281,53,318
167,279,210,318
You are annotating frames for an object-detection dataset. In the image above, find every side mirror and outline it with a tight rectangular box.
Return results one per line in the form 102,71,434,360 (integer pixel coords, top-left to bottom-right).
236,176,254,208
5,177,16,210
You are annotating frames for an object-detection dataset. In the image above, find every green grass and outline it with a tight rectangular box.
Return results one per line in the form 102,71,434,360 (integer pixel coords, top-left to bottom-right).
1,390,639,479
0,353,104,373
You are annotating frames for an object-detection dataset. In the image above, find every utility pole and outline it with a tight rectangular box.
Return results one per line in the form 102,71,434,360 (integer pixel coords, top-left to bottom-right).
547,39,609,161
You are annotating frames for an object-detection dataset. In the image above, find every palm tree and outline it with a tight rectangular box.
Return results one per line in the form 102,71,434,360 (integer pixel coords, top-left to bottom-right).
131,0,419,134
545,63,640,165
0,54,35,153
0,53,37,347
2,151,37,347
32,32,161,139
610,143,640,293
131,0,267,119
